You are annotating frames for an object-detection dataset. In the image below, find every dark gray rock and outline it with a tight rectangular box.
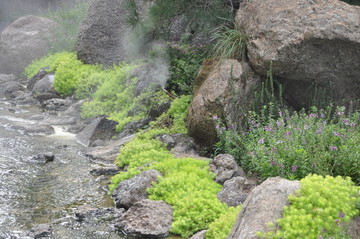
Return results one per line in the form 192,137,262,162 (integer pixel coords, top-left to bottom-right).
228,177,300,239
112,169,161,209
0,81,25,98
0,73,17,83
209,154,246,184
155,133,200,156
81,135,135,163
28,223,52,239
76,115,118,146
90,165,120,176
190,230,207,239
217,176,257,207
0,15,60,76
114,199,173,238
31,74,60,102
76,0,152,66
41,98,73,112
27,67,49,91
31,153,55,163
117,118,151,139
74,205,125,223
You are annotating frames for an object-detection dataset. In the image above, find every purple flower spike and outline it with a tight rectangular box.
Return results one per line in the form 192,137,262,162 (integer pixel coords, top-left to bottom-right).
291,165,298,173
339,211,345,218
329,146,338,151
212,115,218,121
258,138,265,144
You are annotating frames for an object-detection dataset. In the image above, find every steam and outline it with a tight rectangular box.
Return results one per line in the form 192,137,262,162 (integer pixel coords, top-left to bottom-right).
0,0,85,31
122,24,170,90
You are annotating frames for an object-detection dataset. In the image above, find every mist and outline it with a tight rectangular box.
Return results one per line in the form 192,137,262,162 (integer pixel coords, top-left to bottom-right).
0,0,73,31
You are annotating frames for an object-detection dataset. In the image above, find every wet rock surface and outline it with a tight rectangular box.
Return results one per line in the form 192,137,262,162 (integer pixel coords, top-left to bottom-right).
112,169,162,209
27,223,52,239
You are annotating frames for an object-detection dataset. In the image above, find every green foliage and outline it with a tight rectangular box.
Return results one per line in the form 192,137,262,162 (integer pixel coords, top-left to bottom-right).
166,44,209,95
215,106,360,183
258,174,360,239
148,0,231,39
340,0,360,6
211,21,248,60
148,158,227,237
152,94,192,134
205,206,242,239
42,0,90,52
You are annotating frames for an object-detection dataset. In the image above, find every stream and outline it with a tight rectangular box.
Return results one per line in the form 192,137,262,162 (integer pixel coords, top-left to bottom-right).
0,99,123,238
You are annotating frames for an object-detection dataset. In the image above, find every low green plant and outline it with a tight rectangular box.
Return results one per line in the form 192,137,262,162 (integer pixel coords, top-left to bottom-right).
42,0,91,52
211,21,249,60
215,106,360,183
258,174,360,239
166,44,209,95
205,205,242,239
109,95,232,237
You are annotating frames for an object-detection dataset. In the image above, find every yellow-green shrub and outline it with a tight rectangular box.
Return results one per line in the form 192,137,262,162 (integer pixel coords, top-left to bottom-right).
205,206,242,239
258,174,360,239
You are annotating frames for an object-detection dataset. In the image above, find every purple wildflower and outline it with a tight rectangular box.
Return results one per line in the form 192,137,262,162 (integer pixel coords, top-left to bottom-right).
329,146,338,151
258,138,265,144
342,119,350,125
253,151,257,157
278,111,283,117
272,147,277,153
265,125,272,132
212,115,218,121
291,165,298,173
316,128,323,134
270,159,276,166
338,211,345,218
284,131,292,136
333,132,341,137
304,125,309,130
308,113,317,118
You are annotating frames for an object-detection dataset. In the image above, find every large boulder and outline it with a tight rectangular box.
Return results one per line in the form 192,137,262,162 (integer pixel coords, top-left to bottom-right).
114,199,173,238
112,169,162,209
0,15,59,76
187,59,261,147
236,0,360,108
76,0,153,66
76,115,118,146
227,177,300,239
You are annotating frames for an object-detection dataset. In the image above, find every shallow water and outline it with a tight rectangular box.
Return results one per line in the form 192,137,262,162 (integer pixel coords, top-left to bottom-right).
0,100,118,238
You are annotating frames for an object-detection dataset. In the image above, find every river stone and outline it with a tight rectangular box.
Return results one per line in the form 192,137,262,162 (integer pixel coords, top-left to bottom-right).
112,169,161,209
31,153,55,163
90,165,120,176
217,176,257,207
209,154,246,184
228,177,300,239
28,223,52,239
0,15,60,76
0,81,25,99
27,67,49,91
76,115,118,146
115,199,173,238
41,98,74,112
236,0,360,108
81,135,135,163
187,59,261,147
75,205,125,223
190,230,207,239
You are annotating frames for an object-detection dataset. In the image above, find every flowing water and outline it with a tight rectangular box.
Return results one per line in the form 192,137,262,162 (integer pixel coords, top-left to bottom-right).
0,99,121,238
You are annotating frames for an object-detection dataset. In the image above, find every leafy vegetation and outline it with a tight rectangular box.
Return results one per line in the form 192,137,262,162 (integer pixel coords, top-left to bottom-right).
211,21,248,60
215,106,360,183
258,175,360,239
205,205,242,239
